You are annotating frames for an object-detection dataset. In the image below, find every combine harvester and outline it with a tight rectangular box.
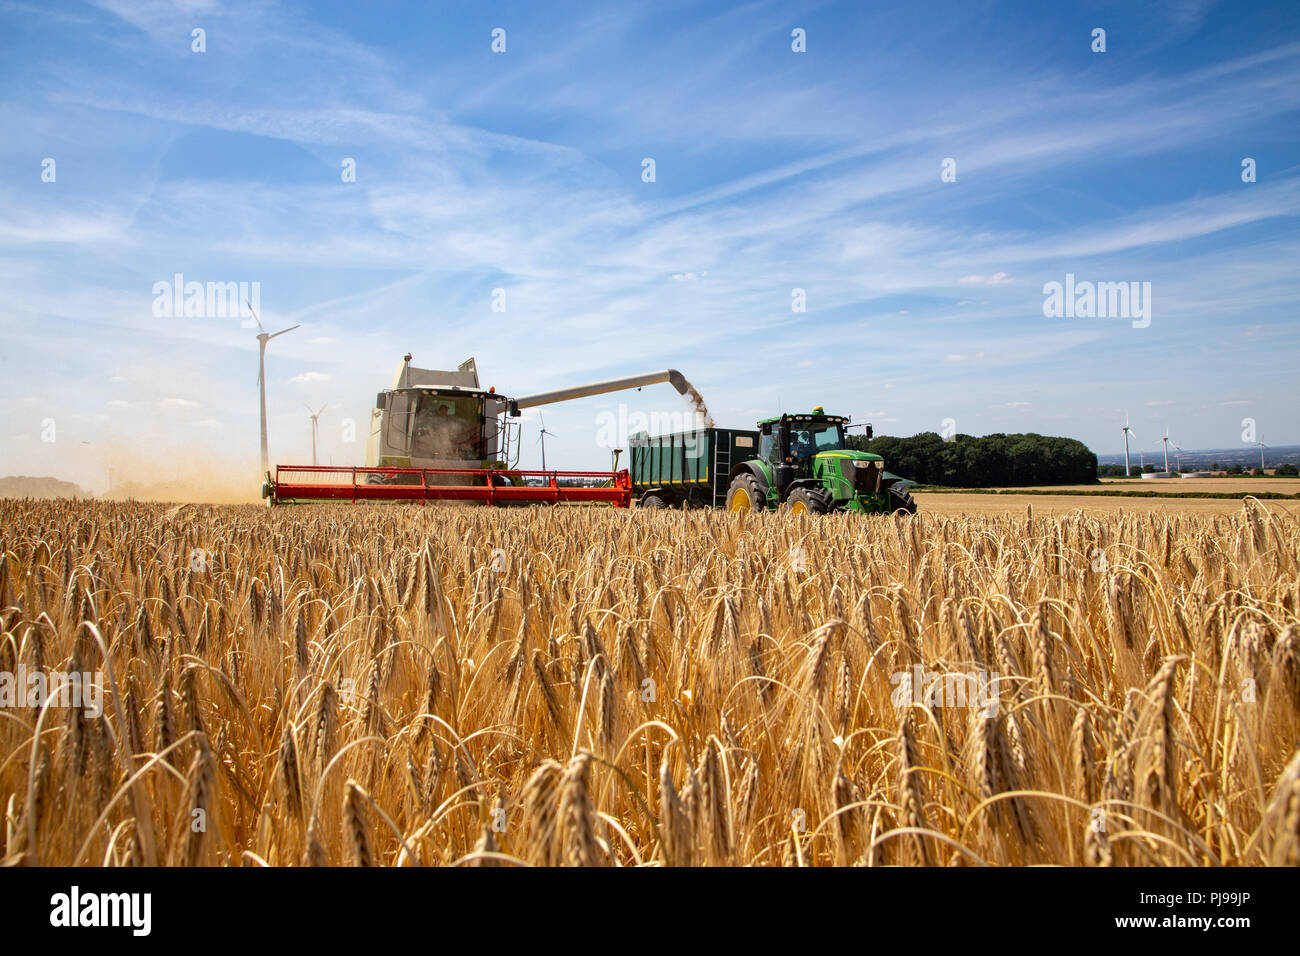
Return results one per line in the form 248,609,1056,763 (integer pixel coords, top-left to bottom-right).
263,355,690,507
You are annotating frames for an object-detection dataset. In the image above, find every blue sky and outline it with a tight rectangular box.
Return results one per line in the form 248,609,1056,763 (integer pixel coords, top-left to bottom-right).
1,0,1297,489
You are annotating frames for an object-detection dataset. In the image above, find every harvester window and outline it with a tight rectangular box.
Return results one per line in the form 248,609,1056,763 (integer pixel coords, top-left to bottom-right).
411,394,483,460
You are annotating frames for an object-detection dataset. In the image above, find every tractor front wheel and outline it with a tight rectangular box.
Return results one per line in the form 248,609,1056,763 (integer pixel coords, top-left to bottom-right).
726,473,767,513
786,487,832,515
887,486,917,514
641,493,667,509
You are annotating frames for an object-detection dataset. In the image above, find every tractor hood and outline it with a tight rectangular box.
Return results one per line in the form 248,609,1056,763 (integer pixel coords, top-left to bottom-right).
813,450,883,463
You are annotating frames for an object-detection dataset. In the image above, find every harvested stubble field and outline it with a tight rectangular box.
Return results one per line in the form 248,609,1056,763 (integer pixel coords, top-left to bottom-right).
1,497,1298,868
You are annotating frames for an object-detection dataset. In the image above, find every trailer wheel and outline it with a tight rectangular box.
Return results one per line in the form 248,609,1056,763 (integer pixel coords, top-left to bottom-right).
641,493,668,509
786,487,832,515
726,473,767,513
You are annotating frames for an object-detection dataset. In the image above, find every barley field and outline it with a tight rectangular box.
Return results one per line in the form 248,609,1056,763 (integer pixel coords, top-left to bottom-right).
1,497,1297,867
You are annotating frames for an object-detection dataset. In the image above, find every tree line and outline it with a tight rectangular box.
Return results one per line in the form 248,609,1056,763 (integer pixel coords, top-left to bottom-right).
844,431,1098,486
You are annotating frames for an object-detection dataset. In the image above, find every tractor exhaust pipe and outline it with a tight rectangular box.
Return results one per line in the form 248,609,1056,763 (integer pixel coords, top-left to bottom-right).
511,369,689,410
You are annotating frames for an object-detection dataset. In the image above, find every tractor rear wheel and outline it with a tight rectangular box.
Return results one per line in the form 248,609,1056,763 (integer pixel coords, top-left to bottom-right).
887,485,917,514
786,487,832,515
726,473,767,513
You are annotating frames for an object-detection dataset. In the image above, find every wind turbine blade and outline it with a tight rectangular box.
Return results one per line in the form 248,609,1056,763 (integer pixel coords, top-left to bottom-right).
246,300,266,334
268,324,300,340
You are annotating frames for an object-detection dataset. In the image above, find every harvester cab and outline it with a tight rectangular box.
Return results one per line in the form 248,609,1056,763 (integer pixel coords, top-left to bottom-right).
364,355,515,481
727,407,916,515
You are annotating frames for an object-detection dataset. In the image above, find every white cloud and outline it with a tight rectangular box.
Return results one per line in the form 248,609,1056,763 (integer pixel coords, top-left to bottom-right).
160,398,198,409
106,399,134,408
290,372,330,384
958,272,1012,285
1146,400,1175,406
990,401,1030,408
310,337,335,344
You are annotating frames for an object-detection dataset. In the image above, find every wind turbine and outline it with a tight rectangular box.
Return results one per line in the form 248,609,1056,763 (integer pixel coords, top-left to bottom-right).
248,301,300,475
1121,412,1137,477
537,412,555,473
1170,438,1183,474
1255,440,1267,472
1158,428,1173,475
305,403,327,467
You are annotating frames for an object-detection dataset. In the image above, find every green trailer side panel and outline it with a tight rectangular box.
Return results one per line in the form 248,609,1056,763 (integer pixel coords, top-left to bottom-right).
630,427,760,504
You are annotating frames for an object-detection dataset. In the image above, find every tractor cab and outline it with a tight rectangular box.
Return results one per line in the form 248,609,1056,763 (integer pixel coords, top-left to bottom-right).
758,408,849,478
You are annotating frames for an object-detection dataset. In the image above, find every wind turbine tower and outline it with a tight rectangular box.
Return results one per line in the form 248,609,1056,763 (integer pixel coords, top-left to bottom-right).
537,412,555,473
248,302,300,475
1121,412,1137,477
305,403,327,467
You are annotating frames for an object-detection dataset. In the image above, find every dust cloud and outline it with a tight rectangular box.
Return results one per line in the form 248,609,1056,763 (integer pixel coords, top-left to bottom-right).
98,444,262,504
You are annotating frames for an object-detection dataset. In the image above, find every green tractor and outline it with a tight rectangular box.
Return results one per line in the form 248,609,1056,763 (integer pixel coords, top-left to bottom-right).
724,408,917,515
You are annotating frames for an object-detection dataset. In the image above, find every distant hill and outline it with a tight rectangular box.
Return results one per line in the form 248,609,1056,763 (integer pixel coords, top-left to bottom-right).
0,476,86,499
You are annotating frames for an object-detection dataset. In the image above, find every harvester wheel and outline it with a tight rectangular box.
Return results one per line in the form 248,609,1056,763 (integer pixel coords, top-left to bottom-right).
641,493,667,509
726,473,767,513
786,487,831,515
887,486,917,514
